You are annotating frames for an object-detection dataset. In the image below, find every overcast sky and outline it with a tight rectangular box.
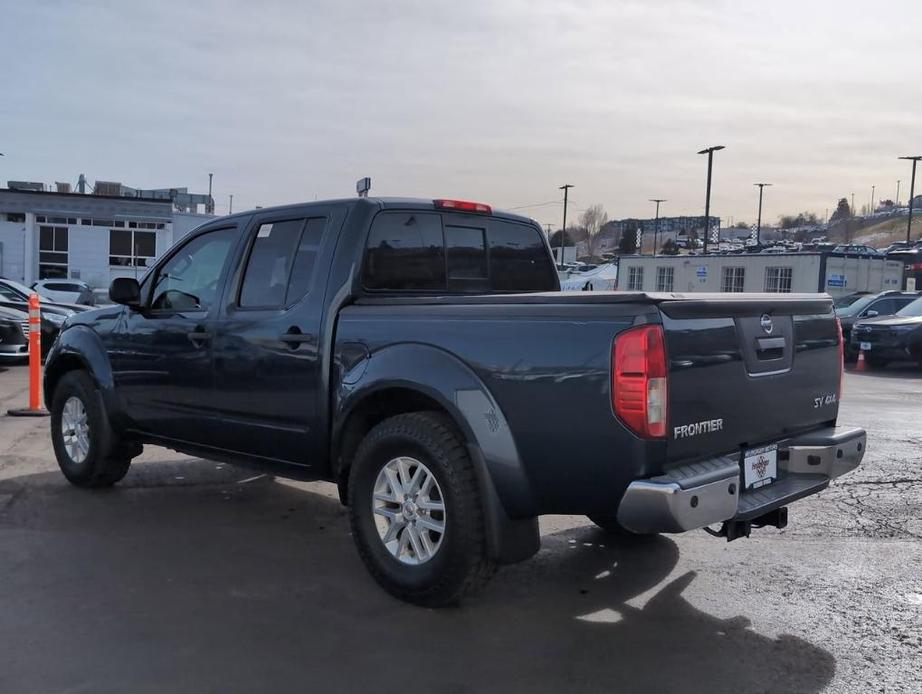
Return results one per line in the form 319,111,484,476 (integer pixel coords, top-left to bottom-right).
3,0,922,227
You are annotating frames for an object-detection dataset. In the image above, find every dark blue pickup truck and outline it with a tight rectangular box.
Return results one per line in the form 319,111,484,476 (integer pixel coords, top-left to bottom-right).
43,197,866,605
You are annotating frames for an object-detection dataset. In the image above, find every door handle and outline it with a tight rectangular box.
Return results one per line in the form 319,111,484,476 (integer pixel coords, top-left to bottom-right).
279,326,313,349
187,328,211,347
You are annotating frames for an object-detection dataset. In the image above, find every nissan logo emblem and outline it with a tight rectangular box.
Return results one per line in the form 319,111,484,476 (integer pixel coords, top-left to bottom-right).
760,314,773,334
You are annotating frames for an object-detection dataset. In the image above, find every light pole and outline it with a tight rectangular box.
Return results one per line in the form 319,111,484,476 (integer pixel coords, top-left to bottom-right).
753,183,772,246
649,199,666,256
897,180,901,206
697,145,724,253
558,184,574,268
899,156,922,243
871,185,876,214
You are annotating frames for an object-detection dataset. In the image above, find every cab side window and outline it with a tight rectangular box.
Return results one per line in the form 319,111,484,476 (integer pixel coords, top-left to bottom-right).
150,227,237,312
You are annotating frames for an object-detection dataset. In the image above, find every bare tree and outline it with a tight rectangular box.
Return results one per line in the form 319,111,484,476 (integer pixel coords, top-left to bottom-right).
578,204,609,259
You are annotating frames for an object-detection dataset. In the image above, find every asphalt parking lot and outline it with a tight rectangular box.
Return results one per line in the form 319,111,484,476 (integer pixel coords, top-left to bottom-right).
0,364,919,694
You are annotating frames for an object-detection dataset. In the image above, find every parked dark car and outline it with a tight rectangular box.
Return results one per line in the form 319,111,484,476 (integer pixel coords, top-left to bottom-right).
850,296,922,367
835,290,919,358
0,278,88,356
0,305,29,362
43,197,866,606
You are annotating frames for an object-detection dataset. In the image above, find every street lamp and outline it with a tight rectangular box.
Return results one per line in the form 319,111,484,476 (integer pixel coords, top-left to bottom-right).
871,184,876,215
753,183,772,246
558,184,574,269
899,156,922,244
697,145,724,253
649,199,666,256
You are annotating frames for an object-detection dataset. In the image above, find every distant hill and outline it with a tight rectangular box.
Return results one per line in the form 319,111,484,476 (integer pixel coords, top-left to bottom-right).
852,216,922,248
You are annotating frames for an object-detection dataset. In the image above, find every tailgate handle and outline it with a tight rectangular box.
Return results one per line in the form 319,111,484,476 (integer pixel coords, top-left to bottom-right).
757,337,786,350
756,336,786,359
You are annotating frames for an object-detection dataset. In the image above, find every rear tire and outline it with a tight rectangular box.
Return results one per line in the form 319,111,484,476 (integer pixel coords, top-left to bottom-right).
50,371,137,488
348,411,496,607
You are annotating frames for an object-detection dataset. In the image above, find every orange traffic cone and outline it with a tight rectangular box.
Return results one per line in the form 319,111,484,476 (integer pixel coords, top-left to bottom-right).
855,349,867,372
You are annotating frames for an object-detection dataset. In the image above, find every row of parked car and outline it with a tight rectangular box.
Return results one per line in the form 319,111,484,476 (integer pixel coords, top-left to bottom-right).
835,290,922,368
0,278,94,363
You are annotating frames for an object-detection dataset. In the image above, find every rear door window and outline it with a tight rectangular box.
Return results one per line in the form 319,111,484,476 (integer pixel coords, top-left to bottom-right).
238,220,305,308
285,217,326,304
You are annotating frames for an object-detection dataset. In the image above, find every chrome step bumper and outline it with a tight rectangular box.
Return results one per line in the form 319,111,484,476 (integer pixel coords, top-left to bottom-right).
616,426,866,534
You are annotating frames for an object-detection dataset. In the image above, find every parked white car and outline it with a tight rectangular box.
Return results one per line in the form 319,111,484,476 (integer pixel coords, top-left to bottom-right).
31,279,95,306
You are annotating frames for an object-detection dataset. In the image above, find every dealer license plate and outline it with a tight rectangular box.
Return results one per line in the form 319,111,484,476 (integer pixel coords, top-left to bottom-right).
742,444,777,490
860,342,871,351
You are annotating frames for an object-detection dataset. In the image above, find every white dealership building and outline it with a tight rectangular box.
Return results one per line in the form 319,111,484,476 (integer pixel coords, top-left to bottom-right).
0,181,214,288
615,252,905,297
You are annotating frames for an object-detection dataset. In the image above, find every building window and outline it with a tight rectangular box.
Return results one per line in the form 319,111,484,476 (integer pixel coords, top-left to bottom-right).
655,266,674,292
721,266,745,292
109,229,157,267
36,215,46,223
764,266,793,293
5,212,25,222
39,225,69,278
627,266,644,291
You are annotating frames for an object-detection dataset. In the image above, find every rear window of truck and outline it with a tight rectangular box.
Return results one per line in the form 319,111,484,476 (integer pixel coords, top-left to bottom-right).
363,211,556,292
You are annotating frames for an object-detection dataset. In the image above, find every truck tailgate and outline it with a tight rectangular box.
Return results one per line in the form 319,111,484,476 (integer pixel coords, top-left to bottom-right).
658,294,841,464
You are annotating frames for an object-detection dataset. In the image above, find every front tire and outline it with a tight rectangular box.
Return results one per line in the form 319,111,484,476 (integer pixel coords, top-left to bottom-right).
347,412,496,607
50,371,135,488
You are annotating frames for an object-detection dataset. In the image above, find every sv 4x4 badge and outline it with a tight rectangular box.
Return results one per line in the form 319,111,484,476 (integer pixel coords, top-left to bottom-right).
814,393,838,408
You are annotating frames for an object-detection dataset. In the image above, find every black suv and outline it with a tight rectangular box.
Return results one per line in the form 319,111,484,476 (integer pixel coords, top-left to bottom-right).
850,296,922,367
835,290,919,358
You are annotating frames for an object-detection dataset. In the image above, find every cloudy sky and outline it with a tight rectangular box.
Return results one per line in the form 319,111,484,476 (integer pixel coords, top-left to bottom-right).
3,0,921,227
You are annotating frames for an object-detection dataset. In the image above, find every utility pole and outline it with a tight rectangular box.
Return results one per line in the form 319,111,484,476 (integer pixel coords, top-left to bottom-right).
899,156,922,243
851,192,855,216
229,194,233,214
558,184,574,268
207,173,214,214
897,180,901,207
870,184,876,215
753,183,772,246
698,145,724,254
649,199,666,256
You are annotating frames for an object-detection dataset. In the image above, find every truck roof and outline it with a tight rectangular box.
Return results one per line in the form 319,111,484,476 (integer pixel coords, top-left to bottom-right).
216,196,538,226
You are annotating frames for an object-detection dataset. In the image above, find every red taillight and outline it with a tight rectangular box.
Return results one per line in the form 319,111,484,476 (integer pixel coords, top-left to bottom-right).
836,317,845,399
433,199,492,214
910,262,922,271
612,324,668,439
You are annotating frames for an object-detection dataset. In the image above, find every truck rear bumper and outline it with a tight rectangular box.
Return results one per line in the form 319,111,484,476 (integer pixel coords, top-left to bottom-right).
616,426,866,534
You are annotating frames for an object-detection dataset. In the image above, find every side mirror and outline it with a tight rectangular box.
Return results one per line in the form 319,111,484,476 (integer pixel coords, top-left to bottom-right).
109,277,141,307
865,309,879,318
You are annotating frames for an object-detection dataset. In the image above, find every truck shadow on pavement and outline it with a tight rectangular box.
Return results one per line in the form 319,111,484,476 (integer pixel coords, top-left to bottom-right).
0,459,835,694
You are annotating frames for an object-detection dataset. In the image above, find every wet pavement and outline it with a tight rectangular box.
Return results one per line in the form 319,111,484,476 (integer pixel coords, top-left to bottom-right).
0,364,919,693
